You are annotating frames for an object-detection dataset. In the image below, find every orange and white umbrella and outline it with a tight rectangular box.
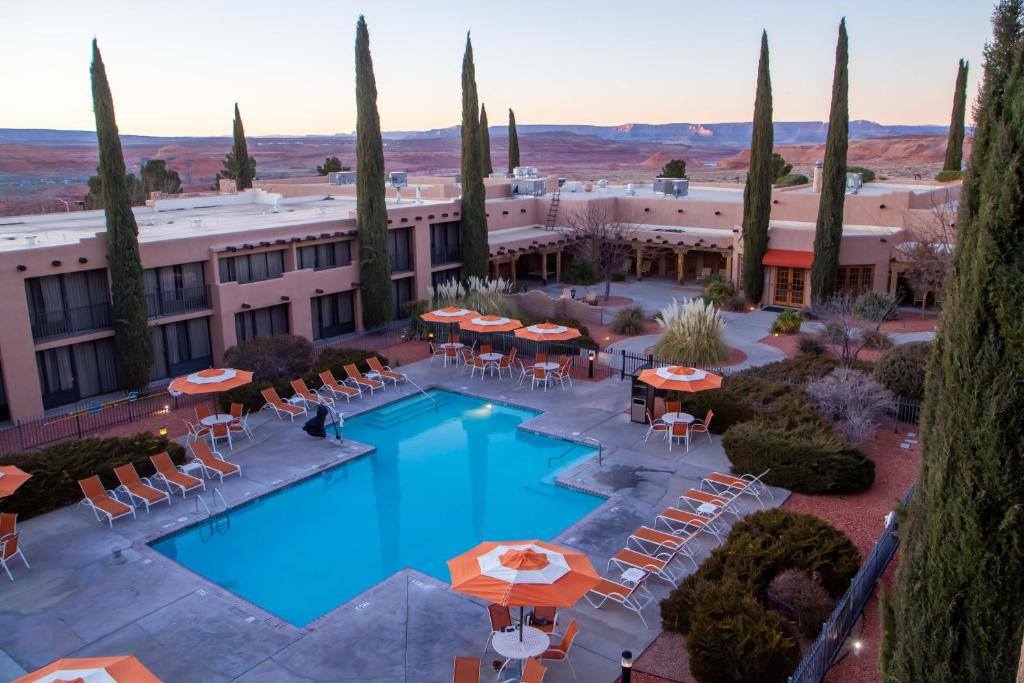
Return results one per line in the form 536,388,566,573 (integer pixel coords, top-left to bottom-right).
449,540,599,640
168,368,254,396
637,365,723,392
0,465,31,499
514,323,582,342
14,655,162,683
421,307,480,324
459,315,522,334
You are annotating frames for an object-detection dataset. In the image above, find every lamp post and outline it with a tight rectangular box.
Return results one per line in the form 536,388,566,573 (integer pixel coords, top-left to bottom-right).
620,650,633,683
588,350,596,378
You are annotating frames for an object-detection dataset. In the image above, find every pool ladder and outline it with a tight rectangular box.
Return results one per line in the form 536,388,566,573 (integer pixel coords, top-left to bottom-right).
405,376,438,412
194,489,230,540
547,436,603,468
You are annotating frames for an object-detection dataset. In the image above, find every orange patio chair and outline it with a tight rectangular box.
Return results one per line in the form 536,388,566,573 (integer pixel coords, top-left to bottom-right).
669,421,689,452
522,658,546,683
484,603,512,653
0,512,15,541
78,475,135,528
291,378,333,409
665,401,681,414
538,617,577,677
536,352,548,363
527,606,558,635
452,656,480,683
189,440,242,483
150,451,205,499
444,345,459,367
495,354,513,378
260,387,307,421
449,333,460,344
114,463,171,513
319,370,361,401
0,533,29,581
645,411,668,442
345,363,384,394
182,419,211,444
195,404,213,423
531,366,549,391
367,356,407,385
480,344,492,354
689,409,714,445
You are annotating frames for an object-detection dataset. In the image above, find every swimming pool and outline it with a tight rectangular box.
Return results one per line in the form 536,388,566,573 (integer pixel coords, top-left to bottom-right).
151,389,602,626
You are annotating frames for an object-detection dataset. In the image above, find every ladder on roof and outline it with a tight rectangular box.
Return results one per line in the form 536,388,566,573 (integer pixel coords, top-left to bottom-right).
544,187,561,231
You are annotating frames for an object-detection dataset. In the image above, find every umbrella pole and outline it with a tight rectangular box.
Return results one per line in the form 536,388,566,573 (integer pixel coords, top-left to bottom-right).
520,605,525,642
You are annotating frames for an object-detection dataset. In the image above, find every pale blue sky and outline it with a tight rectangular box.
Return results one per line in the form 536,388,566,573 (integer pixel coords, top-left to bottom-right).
0,0,992,136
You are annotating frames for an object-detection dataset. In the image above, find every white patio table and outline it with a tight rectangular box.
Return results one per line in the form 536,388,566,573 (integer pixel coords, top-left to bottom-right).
493,625,550,680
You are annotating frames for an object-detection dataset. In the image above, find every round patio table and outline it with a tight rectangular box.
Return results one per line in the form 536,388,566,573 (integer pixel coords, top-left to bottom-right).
660,412,694,425
440,342,464,350
200,414,234,427
493,625,550,678
479,352,503,362
532,362,559,372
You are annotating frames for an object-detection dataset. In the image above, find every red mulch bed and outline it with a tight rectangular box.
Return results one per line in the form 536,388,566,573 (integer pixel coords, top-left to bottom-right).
590,294,634,307
880,313,937,334
758,334,885,364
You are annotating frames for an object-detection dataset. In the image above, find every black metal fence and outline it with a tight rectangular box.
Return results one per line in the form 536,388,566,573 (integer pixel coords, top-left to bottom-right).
890,396,923,431
617,349,740,380
311,319,410,359
788,485,915,682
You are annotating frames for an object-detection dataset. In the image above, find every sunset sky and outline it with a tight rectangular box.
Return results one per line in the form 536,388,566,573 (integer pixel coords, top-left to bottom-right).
0,0,992,137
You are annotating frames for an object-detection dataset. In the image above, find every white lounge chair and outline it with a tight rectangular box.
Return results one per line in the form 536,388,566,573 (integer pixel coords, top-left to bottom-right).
260,387,307,421
78,475,136,528
700,470,772,509
584,569,656,628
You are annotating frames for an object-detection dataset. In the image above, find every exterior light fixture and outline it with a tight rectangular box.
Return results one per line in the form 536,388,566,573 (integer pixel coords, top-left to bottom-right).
163,404,170,413
588,350,596,378
158,425,168,437
51,260,62,267
621,650,633,683
853,640,863,655
16,265,26,272
78,257,88,264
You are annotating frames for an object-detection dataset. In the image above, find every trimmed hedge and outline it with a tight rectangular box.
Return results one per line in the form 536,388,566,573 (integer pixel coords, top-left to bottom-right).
723,418,875,494
687,581,801,683
0,433,184,520
661,509,860,634
218,347,388,413
223,334,314,382
873,341,932,400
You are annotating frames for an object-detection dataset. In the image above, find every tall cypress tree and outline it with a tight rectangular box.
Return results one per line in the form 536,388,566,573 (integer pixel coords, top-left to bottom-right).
741,31,774,305
942,59,970,172
881,4,1024,679
90,40,153,390
460,32,489,279
479,103,493,177
810,18,849,301
231,103,253,190
354,16,393,327
508,108,520,173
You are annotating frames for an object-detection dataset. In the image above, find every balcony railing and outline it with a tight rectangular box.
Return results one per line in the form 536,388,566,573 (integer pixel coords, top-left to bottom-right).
145,285,211,319
31,302,113,341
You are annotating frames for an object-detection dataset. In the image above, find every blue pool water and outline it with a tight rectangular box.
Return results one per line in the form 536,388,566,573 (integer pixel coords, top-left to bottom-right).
151,389,602,626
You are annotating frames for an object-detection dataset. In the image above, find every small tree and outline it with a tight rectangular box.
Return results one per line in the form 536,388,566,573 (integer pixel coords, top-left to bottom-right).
806,367,894,443
140,159,181,196
812,293,896,366
507,108,520,173
216,103,255,190
565,205,637,300
899,199,957,309
769,152,792,181
317,156,350,175
659,158,687,178
84,168,145,209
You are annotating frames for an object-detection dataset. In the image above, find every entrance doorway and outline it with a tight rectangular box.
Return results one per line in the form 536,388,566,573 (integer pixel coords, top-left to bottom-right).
773,267,806,307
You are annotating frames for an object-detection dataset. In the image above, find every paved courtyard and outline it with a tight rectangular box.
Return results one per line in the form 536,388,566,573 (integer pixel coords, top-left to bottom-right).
0,358,788,682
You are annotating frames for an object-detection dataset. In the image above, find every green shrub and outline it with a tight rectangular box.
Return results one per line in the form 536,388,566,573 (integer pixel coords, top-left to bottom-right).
873,341,932,400
723,294,748,312
722,418,875,494
740,354,839,384
701,273,736,308
770,310,803,334
847,165,876,182
853,291,897,321
765,569,836,638
562,258,601,285
796,333,825,355
611,271,627,282
670,388,756,435
934,169,963,182
775,173,810,187
0,433,184,520
223,334,314,381
687,582,802,683
610,306,647,336
661,508,860,634
313,347,387,378
862,328,894,350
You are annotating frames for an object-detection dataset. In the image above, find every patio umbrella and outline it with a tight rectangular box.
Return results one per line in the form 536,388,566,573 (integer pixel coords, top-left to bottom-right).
421,306,480,324
637,365,723,392
448,540,599,641
14,655,162,683
0,465,31,499
168,368,254,396
458,315,523,334
514,323,582,343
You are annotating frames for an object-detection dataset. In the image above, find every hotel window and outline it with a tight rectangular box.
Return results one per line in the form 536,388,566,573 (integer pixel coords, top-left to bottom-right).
430,221,461,265
298,241,352,270
143,261,209,318
389,228,414,273
432,267,462,288
773,267,806,307
150,317,213,381
311,290,356,340
392,276,415,319
837,265,875,298
36,338,118,409
25,269,112,340
234,303,289,343
218,250,285,284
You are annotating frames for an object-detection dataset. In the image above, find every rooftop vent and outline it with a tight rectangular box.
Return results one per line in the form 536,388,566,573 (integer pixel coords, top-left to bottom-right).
845,172,864,195
513,166,539,179
653,178,689,198
328,171,356,185
511,178,546,197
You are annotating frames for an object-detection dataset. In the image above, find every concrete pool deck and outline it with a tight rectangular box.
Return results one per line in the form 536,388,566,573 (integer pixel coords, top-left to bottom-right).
0,359,788,682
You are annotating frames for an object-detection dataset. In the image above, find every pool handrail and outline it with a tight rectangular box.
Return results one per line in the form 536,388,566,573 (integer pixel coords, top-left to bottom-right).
404,376,438,412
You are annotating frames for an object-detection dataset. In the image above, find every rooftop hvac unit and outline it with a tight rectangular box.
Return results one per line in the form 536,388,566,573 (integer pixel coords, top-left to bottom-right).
388,172,408,189
513,166,539,178
564,181,583,193
597,179,609,190
845,172,863,195
328,171,356,185
489,172,512,179
653,178,689,198
511,178,546,196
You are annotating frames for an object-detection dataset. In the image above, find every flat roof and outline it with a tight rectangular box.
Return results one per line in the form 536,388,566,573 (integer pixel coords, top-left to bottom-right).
769,219,904,236
554,183,745,203
0,191,448,252
788,182,945,198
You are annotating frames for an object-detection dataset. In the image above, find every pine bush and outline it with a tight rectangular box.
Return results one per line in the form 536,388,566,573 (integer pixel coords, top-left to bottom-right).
872,341,932,400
